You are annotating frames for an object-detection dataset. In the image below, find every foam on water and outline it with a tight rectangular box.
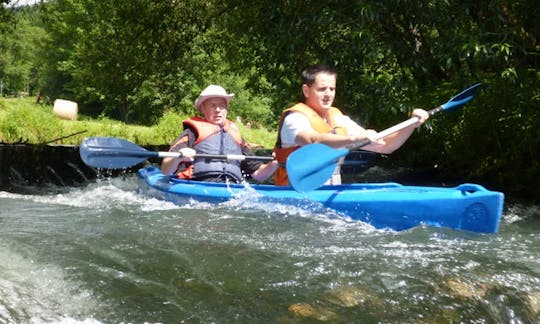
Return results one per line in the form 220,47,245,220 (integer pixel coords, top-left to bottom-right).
504,203,540,225
1,179,179,213
1,183,142,210
219,184,376,232
0,241,102,323
1,177,384,235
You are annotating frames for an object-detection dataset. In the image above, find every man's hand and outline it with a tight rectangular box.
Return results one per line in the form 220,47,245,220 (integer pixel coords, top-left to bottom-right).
179,147,196,161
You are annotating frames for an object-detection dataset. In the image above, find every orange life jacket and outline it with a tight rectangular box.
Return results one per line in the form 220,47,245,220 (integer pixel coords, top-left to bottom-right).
177,117,244,182
273,103,347,186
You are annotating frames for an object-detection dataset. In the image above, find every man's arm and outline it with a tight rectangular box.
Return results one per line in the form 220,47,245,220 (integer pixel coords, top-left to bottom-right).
160,129,196,175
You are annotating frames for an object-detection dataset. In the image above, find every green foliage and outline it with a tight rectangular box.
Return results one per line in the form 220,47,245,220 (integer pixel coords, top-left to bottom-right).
236,122,277,149
452,76,540,199
0,98,62,143
0,4,45,96
155,110,189,144
37,0,222,123
0,0,13,34
194,62,276,128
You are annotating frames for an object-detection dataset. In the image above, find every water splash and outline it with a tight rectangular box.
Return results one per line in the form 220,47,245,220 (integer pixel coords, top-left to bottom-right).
0,242,102,323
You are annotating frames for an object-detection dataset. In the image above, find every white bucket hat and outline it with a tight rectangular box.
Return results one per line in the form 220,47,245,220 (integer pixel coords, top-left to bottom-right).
194,85,235,109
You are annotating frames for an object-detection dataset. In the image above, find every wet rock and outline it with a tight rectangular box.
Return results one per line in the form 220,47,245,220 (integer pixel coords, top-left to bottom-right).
288,303,337,321
522,290,540,320
445,277,489,300
324,285,382,308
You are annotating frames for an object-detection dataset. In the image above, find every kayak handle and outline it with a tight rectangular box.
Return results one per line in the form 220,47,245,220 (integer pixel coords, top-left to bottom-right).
456,183,487,194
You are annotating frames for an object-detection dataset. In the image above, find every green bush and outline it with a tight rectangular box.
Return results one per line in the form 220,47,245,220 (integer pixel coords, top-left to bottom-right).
155,110,189,145
0,102,62,143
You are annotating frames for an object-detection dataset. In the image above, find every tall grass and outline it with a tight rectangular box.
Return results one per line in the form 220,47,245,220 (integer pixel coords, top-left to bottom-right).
0,97,277,148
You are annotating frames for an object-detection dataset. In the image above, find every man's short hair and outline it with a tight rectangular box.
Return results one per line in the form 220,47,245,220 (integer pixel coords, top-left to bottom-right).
301,64,337,86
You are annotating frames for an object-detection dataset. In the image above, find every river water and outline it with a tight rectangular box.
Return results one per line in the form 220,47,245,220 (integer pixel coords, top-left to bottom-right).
0,171,539,323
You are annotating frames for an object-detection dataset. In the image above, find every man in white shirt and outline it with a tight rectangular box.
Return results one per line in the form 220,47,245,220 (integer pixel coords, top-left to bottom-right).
273,64,429,186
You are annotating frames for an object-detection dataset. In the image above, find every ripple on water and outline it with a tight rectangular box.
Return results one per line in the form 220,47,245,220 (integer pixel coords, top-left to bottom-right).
0,242,102,323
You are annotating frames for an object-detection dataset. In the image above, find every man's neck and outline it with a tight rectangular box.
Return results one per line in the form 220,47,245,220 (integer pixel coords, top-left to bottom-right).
303,102,327,119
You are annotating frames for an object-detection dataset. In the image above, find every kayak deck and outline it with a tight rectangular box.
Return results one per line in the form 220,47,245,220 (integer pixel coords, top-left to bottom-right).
137,166,504,233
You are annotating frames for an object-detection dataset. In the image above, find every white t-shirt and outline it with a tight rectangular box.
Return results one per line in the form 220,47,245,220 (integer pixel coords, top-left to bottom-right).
280,112,365,148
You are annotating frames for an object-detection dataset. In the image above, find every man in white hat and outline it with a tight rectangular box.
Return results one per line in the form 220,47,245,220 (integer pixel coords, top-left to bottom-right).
161,85,278,183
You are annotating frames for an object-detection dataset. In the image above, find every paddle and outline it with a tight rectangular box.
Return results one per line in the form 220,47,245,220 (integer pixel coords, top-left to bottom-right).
287,83,482,192
80,136,374,172
80,136,274,169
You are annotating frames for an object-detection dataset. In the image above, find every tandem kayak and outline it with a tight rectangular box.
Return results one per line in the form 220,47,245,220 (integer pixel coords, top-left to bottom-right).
137,166,504,234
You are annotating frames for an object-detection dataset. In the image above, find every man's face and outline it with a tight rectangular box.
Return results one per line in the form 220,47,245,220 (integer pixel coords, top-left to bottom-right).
201,97,228,126
302,72,336,115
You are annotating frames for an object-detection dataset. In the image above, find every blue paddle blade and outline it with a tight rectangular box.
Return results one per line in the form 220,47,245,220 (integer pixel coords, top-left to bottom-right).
440,83,481,111
80,137,156,169
286,143,349,192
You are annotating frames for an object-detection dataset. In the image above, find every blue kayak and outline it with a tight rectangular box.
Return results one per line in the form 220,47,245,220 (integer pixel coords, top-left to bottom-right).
137,166,504,233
